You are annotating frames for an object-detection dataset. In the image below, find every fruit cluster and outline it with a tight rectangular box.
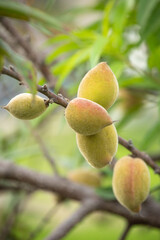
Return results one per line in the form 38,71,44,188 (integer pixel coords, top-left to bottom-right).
65,62,150,213
2,62,150,214
65,62,119,168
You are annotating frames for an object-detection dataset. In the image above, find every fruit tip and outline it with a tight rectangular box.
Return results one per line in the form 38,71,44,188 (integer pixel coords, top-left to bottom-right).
1,105,9,111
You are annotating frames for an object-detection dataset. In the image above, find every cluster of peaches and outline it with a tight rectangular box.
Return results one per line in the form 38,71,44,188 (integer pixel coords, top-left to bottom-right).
2,62,150,213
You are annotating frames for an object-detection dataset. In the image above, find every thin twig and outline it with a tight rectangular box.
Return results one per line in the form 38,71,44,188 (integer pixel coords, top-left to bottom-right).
27,202,60,240
119,222,132,240
1,66,68,108
45,200,98,240
25,121,59,175
118,136,160,174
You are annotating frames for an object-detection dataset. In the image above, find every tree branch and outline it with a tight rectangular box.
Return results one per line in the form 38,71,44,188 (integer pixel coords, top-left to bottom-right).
118,136,160,174
1,66,68,108
45,200,98,240
119,222,132,240
0,160,160,228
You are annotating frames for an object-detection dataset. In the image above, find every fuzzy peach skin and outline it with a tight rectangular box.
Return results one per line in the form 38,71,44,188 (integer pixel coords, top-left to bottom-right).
78,62,119,110
76,124,118,168
3,93,47,120
65,97,113,135
112,156,150,213
68,169,101,188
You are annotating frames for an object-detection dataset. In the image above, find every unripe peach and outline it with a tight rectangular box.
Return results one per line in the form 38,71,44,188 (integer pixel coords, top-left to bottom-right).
112,156,150,213
68,169,101,188
78,62,119,110
65,97,113,135
76,124,118,168
3,93,47,120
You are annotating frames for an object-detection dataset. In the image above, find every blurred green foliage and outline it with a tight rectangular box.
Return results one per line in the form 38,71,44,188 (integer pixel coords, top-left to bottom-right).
0,0,160,239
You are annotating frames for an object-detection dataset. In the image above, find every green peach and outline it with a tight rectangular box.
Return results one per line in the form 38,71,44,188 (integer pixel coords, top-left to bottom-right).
78,62,119,110
112,156,150,213
76,124,118,168
3,93,47,120
65,97,113,135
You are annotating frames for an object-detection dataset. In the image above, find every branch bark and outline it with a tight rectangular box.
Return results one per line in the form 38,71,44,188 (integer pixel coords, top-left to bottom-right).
118,136,160,174
0,160,160,229
1,66,68,108
119,222,132,240
45,200,98,240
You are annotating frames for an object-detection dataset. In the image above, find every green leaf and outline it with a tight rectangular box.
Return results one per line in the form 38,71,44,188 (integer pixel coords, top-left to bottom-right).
141,121,160,150
44,34,70,47
96,186,116,200
52,48,90,91
148,46,160,71
46,42,79,64
137,0,159,31
102,1,114,36
138,1,160,39
90,36,107,68
0,0,62,30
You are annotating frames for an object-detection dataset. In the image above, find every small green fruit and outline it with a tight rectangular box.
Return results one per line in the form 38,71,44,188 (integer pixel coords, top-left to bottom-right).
76,124,118,168
68,169,101,188
65,97,113,135
112,156,150,213
3,93,47,120
78,62,119,110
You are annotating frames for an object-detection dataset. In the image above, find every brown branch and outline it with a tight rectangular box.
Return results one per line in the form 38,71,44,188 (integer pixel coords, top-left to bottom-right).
45,200,98,240
119,222,132,240
1,66,68,108
0,17,55,86
118,136,160,174
0,160,160,229
25,122,59,175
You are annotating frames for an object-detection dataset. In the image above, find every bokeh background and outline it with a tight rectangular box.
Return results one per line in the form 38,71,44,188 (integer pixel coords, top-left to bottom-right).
0,0,160,239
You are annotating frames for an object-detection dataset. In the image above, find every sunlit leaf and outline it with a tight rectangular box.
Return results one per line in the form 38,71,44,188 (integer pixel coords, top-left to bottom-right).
90,36,107,68
52,48,90,91
46,42,79,64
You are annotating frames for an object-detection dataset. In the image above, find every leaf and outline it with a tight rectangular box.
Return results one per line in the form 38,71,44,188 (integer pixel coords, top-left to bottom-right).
90,35,107,68
137,0,159,31
46,42,79,64
44,34,70,47
102,0,114,36
96,187,116,200
141,121,160,150
148,46,160,71
0,0,62,30
52,48,90,91
138,1,160,39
